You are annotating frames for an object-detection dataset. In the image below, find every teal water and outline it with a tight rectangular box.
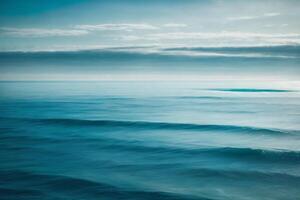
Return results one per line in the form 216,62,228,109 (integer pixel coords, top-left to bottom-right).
0,81,300,200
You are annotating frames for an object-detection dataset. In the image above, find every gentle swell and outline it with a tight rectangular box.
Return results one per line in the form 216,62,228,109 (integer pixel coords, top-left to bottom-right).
1,131,299,164
180,168,300,183
1,169,299,200
1,117,296,136
33,118,296,136
91,140,300,164
0,170,209,200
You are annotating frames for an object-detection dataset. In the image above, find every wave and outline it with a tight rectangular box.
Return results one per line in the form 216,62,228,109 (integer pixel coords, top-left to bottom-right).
31,118,296,136
195,147,300,164
90,140,300,164
180,168,300,184
0,170,209,200
2,129,298,164
1,169,299,200
1,117,296,136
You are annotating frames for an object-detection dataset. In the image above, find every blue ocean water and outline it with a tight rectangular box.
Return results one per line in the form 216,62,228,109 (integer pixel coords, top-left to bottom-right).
0,81,300,200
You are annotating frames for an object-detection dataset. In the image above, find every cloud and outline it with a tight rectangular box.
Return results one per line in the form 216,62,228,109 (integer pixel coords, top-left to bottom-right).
0,23,160,37
0,23,159,38
74,23,158,31
227,16,259,21
121,31,300,45
0,27,89,37
227,12,281,21
163,23,188,28
122,31,300,40
264,24,288,28
263,12,281,17
157,50,296,59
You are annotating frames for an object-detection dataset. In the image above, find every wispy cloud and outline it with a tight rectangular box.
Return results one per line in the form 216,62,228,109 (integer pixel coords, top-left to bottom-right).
74,23,158,31
122,31,300,40
121,31,300,45
227,16,260,21
263,12,281,17
264,24,288,28
0,27,88,37
0,23,160,37
163,23,188,28
227,12,281,21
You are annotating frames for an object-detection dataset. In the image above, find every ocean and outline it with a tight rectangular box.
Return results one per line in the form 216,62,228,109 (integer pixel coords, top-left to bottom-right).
0,81,300,200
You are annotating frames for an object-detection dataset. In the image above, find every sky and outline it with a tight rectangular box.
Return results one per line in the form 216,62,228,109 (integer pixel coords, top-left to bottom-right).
0,0,299,81
0,0,300,50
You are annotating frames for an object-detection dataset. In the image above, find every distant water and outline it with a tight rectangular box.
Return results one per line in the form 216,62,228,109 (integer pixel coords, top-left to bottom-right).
0,81,300,200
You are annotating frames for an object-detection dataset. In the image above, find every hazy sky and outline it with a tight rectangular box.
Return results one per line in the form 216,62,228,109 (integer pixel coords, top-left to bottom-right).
0,0,300,51
0,0,299,81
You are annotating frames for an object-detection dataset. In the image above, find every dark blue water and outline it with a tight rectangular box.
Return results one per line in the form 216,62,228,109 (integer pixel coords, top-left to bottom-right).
0,81,300,200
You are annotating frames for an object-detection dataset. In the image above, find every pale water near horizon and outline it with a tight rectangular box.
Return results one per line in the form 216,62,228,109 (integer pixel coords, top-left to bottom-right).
0,81,300,200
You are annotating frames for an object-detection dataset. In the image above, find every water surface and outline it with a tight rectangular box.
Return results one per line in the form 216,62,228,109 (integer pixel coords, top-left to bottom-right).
0,81,300,200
